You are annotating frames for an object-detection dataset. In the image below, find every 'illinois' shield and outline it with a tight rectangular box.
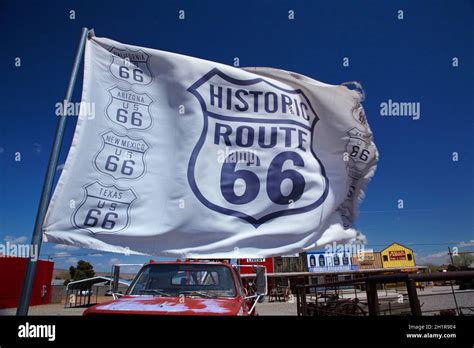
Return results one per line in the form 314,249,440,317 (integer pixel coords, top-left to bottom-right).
93,131,150,180
72,182,137,234
187,68,329,227
106,87,153,131
108,47,152,85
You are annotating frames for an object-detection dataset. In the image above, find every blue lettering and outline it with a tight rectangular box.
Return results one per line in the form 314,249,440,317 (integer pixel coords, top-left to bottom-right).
280,127,296,147
210,85,222,108
258,126,277,149
214,123,232,146
298,129,308,151
235,89,249,112
264,92,278,113
236,126,254,147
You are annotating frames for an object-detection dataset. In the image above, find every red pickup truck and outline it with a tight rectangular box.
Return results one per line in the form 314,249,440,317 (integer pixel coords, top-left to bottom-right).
83,261,266,316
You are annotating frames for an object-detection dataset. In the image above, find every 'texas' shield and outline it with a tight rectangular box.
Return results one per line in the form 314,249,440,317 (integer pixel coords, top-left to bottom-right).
72,182,137,235
187,68,329,227
93,131,150,180
108,47,153,85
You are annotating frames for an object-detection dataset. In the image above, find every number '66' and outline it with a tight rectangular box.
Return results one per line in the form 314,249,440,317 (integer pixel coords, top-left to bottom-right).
84,208,118,230
220,151,305,205
118,65,144,83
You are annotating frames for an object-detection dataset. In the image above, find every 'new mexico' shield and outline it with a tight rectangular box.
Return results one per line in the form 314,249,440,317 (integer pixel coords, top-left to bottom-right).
94,131,150,180
72,181,137,235
187,68,329,227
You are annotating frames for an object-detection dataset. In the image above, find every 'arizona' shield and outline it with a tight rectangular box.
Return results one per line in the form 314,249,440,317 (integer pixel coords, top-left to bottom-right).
187,68,329,227
106,87,153,131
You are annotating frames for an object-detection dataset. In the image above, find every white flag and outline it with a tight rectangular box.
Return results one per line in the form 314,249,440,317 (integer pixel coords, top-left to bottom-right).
43,36,378,258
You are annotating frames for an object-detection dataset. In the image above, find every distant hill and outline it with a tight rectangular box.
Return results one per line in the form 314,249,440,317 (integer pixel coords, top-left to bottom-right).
53,268,137,281
52,268,69,280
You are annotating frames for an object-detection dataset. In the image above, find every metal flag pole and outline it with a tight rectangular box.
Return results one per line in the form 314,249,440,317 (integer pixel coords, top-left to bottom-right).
16,27,90,316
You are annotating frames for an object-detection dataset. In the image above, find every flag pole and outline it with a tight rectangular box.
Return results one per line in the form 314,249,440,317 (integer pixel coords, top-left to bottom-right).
16,27,90,316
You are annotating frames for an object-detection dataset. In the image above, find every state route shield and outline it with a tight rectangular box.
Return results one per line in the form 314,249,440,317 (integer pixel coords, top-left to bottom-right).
108,47,153,85
106,87,153,131
187,68,329,227
346,127,377,180
72,181,138,235
94,131,150,180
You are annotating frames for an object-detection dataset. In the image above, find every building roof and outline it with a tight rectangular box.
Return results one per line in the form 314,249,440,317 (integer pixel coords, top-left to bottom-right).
66,276,130,290
380,242,413,253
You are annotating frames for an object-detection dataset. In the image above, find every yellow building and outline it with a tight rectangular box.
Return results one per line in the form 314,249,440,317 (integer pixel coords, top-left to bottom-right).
380,242,415,269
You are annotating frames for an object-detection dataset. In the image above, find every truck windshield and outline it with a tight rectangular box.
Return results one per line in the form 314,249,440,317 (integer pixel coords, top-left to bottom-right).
128,264,237,298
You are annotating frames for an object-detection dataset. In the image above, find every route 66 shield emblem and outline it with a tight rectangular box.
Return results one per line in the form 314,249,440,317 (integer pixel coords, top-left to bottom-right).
106,87,153,131
93,131,150,180
187,68,329,227
108,47,152,85
72,182,137,235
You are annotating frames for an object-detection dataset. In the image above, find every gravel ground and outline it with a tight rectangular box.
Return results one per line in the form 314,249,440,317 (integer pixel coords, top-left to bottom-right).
418,289,474,315
256,301,297,316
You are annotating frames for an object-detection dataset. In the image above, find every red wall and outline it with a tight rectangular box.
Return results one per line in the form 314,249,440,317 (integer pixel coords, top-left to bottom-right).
239,258,274,274
0,257,54,308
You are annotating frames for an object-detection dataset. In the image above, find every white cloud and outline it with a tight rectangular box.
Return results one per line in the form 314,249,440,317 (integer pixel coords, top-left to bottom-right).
425,251,448,259
416,239,474,265
66,257,78,264
51,252,71,258
108,258,121,265
53,244,80,251
33,142,41,154
3,235,28,244
417,251,449,265
457,240,474,248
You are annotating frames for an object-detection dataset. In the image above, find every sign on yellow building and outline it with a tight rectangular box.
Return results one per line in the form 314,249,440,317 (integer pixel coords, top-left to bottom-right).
380,243,415,268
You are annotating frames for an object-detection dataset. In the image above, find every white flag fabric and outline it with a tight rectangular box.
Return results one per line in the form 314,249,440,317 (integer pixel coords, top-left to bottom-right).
43,35,378,258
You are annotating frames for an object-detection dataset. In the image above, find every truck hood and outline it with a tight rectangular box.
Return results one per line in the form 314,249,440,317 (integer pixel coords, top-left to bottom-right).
83,295,243,316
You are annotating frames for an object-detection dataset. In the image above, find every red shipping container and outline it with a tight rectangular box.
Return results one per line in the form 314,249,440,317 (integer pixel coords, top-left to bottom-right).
239,258,274,274
0,257,54,308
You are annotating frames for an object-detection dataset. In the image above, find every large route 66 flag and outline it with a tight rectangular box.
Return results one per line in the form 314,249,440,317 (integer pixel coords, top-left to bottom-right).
43,35,378,258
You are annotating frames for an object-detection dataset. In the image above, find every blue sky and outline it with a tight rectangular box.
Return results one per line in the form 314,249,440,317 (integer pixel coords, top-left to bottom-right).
0,0,472,271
